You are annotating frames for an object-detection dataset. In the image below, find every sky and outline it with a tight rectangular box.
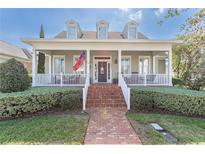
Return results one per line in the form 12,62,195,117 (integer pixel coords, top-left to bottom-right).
0,8,197,50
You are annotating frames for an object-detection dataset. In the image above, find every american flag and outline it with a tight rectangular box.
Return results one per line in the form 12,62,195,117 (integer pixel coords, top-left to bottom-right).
73,51,86,71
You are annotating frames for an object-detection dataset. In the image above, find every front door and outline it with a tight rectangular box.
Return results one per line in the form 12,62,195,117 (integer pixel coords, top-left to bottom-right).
98,61,107,82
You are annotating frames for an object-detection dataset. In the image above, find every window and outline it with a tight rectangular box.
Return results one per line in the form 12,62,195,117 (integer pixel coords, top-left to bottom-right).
139,56,150,74
121,56,131,74
73,55,85,74
68,26,77,39
128,26,137,39
98,26,107,39
154,56,168,74
53,56,65,74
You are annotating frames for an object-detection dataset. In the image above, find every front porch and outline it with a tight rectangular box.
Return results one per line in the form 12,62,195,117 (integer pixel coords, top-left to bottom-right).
32,50,172,87
25,38,176,111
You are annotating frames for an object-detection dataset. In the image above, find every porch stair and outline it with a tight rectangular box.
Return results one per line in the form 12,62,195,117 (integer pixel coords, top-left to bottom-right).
86,84,126,108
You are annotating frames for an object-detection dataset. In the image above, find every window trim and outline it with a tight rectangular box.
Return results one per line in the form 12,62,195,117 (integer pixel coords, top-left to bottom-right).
97,25,108,39
67,26,77,39
138,56,151,74
52,55,65,74
72,55,86,74
121,56,131,74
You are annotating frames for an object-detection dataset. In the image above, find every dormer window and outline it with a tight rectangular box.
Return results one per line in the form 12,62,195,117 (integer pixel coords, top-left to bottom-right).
66,20,82,39
97,20,109,39
98,26,107,39
128,26,137,39
122,20,138,39
68,26,77,39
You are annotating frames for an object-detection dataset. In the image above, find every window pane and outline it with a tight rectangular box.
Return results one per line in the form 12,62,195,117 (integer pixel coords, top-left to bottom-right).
121,57,131,74
99,27,107,39
129,27,136,39
139,57,149,74
54,57,65,74
68,27,76,39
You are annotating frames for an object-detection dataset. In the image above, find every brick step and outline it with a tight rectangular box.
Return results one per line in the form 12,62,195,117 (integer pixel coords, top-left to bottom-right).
87,94,124,97
87,103,126,108
86,84,126,109
88,89,122,92
87,97,124,102
87,101,125,104
87,97,124,100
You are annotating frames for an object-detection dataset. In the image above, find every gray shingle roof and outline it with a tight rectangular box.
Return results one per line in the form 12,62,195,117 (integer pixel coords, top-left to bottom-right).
54,31,148,39
0,40,31,60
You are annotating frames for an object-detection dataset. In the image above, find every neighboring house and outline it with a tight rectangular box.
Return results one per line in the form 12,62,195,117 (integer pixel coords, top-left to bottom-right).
22,20,181,110
0,40,32,73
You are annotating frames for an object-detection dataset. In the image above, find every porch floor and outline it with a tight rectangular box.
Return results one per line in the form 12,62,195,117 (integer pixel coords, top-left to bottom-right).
84,107,142,144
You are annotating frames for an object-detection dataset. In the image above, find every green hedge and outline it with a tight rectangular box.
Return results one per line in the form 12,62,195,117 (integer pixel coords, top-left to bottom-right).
131,87,205,116
0,87,82,118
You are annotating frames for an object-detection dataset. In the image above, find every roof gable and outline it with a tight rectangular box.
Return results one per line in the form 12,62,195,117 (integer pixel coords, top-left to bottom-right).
0,40,31,60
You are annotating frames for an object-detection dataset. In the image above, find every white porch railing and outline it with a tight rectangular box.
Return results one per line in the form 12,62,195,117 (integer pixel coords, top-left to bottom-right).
35,73,86,86
82,75,89,111
123,74,170,86
119,73,130,110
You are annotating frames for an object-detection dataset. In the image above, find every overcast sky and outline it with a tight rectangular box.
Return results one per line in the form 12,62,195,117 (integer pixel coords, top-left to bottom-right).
0,8,197,50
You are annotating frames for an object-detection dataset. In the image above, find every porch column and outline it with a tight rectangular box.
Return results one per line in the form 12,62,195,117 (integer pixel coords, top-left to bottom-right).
168,48,173,86
86,49,90,86
32,48,37,87
49,55,52,74
118,49,122,86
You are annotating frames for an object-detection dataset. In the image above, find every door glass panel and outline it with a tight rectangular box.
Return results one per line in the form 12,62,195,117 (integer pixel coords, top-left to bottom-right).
94,63,97,80
98,62,107,82
108,63,111,80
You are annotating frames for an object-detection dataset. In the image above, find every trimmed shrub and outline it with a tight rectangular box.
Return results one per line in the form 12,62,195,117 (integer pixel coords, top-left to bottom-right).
131,87,205,116
0,58,30,93
0,87,82,118
59,91,82,110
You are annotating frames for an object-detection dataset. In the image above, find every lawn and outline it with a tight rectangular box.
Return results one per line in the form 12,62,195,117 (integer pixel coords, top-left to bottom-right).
127,113,205,145
0,114,89,144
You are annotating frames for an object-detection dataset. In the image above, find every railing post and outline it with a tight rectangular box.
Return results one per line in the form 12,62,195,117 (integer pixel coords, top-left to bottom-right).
86,49,90,86
144,74,147,86
32,48,37,87
118,49,122,86
83,88,86,111
127,88,130,110
60,72,63,87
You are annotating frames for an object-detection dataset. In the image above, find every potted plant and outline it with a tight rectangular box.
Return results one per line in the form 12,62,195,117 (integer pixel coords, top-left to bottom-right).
112,78,118,84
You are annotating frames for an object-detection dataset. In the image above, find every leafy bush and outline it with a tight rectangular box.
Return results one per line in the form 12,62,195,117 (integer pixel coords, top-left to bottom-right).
0,87,82,118
59,91,82,110
131,87,205,116
0,58,30,93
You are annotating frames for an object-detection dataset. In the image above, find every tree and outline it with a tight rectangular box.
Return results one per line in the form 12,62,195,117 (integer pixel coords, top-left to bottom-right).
37,24,45,73
40,24,45,38
162,9,205,90
0,58,30,93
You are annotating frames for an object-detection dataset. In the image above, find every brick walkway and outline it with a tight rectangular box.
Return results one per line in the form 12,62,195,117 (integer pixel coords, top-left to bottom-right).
84,107,142,144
